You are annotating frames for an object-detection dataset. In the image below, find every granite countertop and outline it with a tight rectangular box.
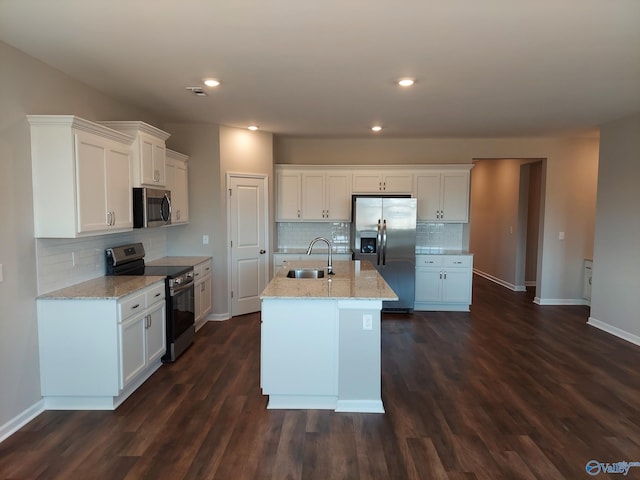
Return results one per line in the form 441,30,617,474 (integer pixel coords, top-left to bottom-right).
274,248,352,254
415,248,473,255
38,276,165,300
261,260,398,301
146,256,212,267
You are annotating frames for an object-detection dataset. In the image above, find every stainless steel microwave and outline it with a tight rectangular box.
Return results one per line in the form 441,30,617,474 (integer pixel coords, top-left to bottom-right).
133,188,171,228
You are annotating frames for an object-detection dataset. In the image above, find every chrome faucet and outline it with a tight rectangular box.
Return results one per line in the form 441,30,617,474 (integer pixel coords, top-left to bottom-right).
306,237,334,275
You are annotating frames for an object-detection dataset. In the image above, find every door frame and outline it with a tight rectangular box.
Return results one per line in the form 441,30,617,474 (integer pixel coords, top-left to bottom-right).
226,172,270,317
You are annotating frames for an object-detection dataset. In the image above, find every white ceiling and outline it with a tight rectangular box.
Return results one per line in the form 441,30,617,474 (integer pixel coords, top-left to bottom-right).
1,0,639,137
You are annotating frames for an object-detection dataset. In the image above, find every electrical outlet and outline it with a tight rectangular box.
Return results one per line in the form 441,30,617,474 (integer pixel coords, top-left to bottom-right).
203,235,209,245
362,314,373,331
559,231,565,240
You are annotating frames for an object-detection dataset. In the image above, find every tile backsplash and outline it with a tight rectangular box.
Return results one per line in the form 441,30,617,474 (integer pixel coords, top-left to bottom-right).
277,221,464,251
36,229,167,294
277,222,351,251
416,222,464,249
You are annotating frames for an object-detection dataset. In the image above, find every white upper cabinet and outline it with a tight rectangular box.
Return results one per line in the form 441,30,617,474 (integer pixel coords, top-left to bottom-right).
276,169,302,220
277,167,351,221
275,164,472,224
28,115,134,238
165,149,189,225
415,169,471,222
99,121,170,188
302,170,351,221
352,170,413,194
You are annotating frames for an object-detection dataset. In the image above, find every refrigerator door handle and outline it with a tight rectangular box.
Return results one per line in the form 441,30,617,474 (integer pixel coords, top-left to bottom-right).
382,219,387,266
376,219,382,265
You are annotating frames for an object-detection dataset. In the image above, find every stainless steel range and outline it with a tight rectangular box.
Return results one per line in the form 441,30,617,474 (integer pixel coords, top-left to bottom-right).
106,243,195,362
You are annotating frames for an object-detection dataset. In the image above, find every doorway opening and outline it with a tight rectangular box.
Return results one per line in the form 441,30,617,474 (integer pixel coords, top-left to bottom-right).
469,158,545,298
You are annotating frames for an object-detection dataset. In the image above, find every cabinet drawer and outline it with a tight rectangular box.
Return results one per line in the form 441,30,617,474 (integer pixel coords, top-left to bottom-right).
146,283,166,306
416,255,444,267
119,292,146,321
443,256,472,268
194,260,212,281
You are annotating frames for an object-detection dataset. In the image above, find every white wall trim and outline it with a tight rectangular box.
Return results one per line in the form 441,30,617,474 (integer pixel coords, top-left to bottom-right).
208,313,230,322
534,297,589,306
0,399,45,444
525,280,536,287
473,269,525,291
587,317,640,347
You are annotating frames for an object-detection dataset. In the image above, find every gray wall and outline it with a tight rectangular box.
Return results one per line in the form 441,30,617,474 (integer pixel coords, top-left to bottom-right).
0,41,163,434
276,136,600,303
590,113,640,341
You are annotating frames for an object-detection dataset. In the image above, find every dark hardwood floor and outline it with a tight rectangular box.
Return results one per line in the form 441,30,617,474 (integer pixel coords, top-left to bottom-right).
2,275,640,479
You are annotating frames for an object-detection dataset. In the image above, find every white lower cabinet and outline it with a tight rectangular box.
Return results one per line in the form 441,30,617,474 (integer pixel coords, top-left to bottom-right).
38,281,166,410
194,259,213,330
119,294,166,389
415,255,473,311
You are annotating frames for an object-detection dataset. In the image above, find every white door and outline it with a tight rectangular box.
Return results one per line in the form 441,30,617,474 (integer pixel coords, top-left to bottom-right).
229,174,269,316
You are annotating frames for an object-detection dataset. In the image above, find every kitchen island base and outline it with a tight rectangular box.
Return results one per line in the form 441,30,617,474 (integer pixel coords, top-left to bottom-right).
261,298,385,413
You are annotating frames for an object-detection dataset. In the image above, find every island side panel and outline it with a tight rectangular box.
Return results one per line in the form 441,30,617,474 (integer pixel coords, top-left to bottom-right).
261,299,339,409
336,300,384,413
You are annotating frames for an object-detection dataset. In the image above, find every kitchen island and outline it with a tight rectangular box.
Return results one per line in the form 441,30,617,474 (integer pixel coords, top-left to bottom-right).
260,260,397,413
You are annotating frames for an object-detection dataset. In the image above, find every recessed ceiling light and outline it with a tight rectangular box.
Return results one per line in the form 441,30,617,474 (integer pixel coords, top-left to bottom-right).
248,125,259,131
371,126,382,132
204,79,220,87
398,78,415,87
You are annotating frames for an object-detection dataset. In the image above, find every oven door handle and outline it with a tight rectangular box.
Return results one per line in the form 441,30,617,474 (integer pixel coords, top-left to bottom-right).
171,281,194,296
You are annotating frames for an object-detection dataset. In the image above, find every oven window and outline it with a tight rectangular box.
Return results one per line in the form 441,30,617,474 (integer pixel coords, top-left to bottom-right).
170,285,195,339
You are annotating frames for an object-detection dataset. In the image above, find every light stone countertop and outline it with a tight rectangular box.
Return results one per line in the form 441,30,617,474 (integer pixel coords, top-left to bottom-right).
261,260,398,301
38,276,165,300
415,248,473,255
146,256,212,267
274,248,352,254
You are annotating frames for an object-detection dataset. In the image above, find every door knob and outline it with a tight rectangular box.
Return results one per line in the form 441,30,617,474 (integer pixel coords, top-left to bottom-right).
259,249,266,254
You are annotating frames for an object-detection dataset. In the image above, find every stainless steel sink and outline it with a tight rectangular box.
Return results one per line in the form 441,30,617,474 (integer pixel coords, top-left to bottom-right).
286,268,325,279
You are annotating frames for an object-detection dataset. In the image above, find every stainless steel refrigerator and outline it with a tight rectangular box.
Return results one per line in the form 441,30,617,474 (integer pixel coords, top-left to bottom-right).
352,196,417,312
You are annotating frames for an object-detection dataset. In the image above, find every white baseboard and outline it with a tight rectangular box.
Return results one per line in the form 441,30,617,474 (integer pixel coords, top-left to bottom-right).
0,399,45,444
208,312,230,321
473,269,524,291
534,297,589,306
525,280,536,287
335,399,384,413
587,317,640,347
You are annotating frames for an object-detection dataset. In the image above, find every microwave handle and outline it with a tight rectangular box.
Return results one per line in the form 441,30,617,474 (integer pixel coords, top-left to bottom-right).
161,193,171,224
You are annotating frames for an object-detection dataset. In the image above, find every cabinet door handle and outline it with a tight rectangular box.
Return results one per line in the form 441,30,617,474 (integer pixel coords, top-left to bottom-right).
297,209,301,218
439,272,443,279
444,271,447,280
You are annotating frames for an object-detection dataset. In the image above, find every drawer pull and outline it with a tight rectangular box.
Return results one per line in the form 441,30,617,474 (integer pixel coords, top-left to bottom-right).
453,261,462,264
131,304,140,310
154,293,161,298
